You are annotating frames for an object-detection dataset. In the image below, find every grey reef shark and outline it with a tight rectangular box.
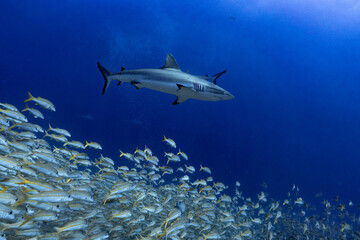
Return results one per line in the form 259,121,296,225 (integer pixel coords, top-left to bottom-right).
97,54,234,105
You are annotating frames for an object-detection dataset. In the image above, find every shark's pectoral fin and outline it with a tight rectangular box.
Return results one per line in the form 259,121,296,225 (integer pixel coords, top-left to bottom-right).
172,96,189,105
173,84,193,105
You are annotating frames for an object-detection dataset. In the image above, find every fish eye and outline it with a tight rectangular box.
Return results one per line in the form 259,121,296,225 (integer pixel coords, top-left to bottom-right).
1,234,4,237
56,204,60,208
68,195,71,198
9,211,13,215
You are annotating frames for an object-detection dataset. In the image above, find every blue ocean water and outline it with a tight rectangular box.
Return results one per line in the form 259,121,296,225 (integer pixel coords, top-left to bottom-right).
1,0,360,207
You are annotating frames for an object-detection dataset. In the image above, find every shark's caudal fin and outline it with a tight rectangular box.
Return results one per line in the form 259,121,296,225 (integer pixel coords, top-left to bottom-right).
97,62,112,95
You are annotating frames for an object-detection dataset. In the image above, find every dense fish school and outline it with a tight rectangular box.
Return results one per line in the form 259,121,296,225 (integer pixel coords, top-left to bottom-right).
0,92,359,239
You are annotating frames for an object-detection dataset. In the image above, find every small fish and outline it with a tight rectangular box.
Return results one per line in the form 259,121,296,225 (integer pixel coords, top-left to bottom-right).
295,197,304,205
162,136,176,148
63,140,85,149
111,210,132,219
24,92,56,111
54,218,87,234
16,190,73,205
22,104,44,119
167,154,181,164
258,192,267,202
200,164,212,174
48,124,71,137
119,150,134,161
177,149,188,160
0,115,10,127
84,141,102,150
184,164,195,173
0,109,28,122
0,103,19,111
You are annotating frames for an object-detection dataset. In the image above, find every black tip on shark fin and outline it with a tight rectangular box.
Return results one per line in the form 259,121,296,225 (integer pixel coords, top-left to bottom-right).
131,81,141,90
212,69,227,85
172,98,180,105
117,81,121,86
121,67,125,71
97,62,112,95
172,94,189,105
176,84,185,90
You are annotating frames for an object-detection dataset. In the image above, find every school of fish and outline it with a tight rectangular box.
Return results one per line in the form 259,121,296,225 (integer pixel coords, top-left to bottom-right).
0,92,359,239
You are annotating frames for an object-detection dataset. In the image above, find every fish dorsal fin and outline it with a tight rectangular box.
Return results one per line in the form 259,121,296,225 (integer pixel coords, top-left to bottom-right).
162,54,180,70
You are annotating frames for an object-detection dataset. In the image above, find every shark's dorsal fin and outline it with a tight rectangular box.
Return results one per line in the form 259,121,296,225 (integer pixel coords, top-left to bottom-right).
161,54,180,70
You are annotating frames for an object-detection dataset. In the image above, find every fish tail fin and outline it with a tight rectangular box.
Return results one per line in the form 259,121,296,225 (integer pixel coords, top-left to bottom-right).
0,186,9,193
84,141,89,148
19,215,33,227
97,62,112,95
21,104,29,112
161,135,167,142
55,227,62,234
200,164,203,171
24,92,34,102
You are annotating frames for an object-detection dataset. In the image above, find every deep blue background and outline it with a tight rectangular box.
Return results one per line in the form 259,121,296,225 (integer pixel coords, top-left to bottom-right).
1,1,360,204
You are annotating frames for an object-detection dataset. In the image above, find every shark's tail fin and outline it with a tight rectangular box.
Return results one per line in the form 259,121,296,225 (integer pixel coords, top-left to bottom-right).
97,62,112,95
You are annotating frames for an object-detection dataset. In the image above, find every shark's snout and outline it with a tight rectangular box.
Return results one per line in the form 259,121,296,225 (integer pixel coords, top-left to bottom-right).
223,91,234,100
